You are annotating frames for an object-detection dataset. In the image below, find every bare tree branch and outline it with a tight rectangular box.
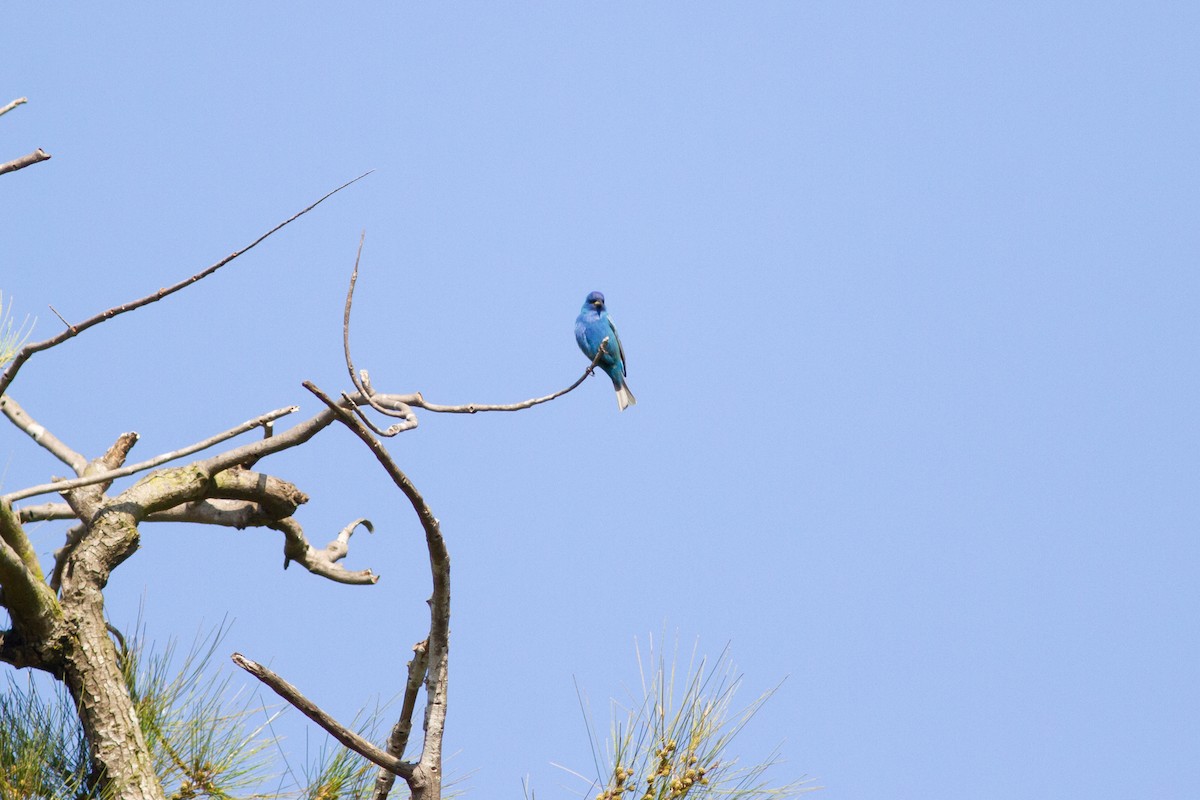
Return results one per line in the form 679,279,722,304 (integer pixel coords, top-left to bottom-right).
21,483,377,586
305,380,449,800
0,148,51,176
407,339,607,413
270,515,378,585
191,392,414,477
340,232,423,434
0,173,372,397
16,501,75,523
231,652,413,778
2,405,299,505
0,395,88,475
3,404,299,503
372,639,431,800
339,234,606,438
143,498,281,530
342,387,418,437
209,466,308,517
59,434,142,531
0,97,28,118
345,339,606,421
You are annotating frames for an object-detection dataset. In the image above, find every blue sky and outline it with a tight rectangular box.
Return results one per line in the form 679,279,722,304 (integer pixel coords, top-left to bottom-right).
3,3,1198,798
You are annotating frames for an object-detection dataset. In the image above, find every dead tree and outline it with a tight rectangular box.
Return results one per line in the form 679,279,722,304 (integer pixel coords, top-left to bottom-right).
0,96,51,176
0,184,609,800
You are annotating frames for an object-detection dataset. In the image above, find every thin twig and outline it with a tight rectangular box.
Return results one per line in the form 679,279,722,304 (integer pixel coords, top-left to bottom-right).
411,340,608,414
3,405,299,503
0,97,28,118
0,395,88,474
348,347,604,425
372,639,431,800
0,172,372,396
343,231,368,393
0,148,50,176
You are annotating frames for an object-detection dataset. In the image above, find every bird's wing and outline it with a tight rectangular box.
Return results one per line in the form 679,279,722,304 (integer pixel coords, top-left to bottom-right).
607,316,628,376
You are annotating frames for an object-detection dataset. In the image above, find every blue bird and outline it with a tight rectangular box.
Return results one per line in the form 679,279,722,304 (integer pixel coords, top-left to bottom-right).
575,291,636,411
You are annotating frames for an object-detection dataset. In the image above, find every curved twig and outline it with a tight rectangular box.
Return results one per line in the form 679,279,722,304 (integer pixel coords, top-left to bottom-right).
341,232,421,431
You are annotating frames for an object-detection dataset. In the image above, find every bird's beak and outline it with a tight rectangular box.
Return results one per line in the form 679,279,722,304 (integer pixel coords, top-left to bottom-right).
592,300,603,307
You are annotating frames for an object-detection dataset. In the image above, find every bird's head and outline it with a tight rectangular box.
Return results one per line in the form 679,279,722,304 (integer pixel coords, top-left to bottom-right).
584,291,606,311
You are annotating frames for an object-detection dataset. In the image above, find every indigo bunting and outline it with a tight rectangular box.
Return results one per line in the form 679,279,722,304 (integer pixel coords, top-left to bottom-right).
575,291,636,411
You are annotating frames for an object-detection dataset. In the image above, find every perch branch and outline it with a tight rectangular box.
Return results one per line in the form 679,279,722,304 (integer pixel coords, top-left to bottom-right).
3,405,299,503
0,172,372,396
0,148,51,176
339,236,603,438
231,652,413,778
409,339,608,413
343,346,605,431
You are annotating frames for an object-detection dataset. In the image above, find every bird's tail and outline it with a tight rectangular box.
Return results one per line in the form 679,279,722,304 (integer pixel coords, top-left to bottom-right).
616,383,637,412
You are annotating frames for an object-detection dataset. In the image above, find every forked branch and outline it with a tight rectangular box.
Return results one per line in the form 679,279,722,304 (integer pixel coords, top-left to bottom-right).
2,404,299,503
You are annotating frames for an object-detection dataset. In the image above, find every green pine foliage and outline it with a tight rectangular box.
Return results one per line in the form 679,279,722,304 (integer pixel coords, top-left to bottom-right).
0,623,379,800
575,639,816,800
0,290,33,368
0,672,99,799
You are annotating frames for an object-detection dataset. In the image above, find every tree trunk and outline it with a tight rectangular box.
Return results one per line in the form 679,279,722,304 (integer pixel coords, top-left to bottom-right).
58,505,166,800
61,595,165,800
